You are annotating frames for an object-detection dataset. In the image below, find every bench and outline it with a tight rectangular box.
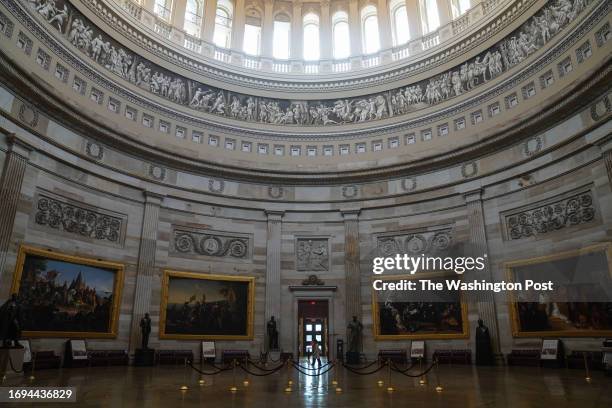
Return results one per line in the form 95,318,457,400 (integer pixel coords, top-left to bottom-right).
506,349,541,367
378,349,407,364
221,350,250,364
87,350,129,367
156,350,194,365
433,349,471,364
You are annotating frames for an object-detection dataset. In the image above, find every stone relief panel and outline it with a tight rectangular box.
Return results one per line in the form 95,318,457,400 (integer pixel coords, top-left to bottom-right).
33,190,126,245
172,226,251,259
296,238,329,272
501,188,596,240
23,0,592,127
376,229,453,257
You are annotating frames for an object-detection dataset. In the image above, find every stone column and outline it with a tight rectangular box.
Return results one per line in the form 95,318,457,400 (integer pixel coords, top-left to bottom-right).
404,0,423,39
171,0,187,30
436,0,453,26
291,1,303,59
143,0,156,13
342,210,361,321
377,0,393,49
129,192,164,352
0,134,31,291
464,190,501,359
348,0,362,56
202,0,218,42
320,0,332,59
265,211,284,343
604,149,612,187
261,0,275,57
231,0,246,51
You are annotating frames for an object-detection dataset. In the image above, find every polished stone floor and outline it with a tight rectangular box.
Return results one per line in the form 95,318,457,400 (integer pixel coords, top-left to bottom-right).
2,360,610,407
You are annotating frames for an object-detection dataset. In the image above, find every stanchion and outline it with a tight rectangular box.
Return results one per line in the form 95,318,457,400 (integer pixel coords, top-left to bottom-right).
179,358,189,391
28,352,36,383
386,359,394,393
334,361,342,393
418,357,427,385
243,357,250,387
434,359,443,392
376,357,384,387
229,359,238,392
583,352,592,383
283,359,292,392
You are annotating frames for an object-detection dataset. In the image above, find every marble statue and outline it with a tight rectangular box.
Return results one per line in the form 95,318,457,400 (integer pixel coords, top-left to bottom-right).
0,294,22,348
347,315,363,353
140,313,151,350
475,319,494,365
267,316,279,350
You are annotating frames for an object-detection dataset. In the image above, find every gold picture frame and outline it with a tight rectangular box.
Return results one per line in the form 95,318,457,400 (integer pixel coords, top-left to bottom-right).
505,243,612,338
159,270,255,340
371,273,469,340
11,245,124,338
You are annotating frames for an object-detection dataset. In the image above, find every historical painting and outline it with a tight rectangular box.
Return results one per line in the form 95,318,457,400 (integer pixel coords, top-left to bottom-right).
371,274,469,340
506,243,612,337
11,245,124,338
159,270,255,340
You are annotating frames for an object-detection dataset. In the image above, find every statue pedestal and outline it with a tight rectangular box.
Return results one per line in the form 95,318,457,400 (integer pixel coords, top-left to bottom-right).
134,348,155,366
0,347,25,380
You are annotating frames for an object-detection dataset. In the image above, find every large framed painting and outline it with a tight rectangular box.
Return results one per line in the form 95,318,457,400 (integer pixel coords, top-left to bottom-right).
11,245,124,338
159,270,255,340
371,273,469,340
505,243,612,337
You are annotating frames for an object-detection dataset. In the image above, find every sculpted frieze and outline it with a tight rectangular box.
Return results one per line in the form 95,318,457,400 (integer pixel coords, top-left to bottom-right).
25,0,590,127
172,227,250,259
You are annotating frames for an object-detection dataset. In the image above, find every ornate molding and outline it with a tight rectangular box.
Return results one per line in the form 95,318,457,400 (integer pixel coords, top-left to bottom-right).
172,227,251,259
296,238,329,272
376,228,453,256
502,188,596,240
14,0,597,130
33,190,126,244
302,274,325,286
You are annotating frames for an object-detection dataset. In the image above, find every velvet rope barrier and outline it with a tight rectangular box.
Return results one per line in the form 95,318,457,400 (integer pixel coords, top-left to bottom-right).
246,359,285,372
290,361,336,376
389,360,437,377
188,360,232,375
342,360,389,375
291,360,333,370
341,359,380,370
236,361,288,377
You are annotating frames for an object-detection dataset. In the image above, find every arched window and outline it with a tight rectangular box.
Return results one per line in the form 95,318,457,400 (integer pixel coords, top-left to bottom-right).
243,9,262,55
273,14,291,59
332,11,350,59
213,0,233,48
302,13,320,61
361,5,380,54
450,0,471,18
153,0,172,20
420,0,440,33
390,0,410,46
184,0,202,37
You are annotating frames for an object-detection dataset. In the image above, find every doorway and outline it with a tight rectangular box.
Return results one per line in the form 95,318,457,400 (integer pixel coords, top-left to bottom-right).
297,299,328,358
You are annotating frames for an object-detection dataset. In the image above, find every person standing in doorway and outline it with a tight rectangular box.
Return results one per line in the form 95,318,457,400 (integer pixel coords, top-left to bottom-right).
310,339,322,368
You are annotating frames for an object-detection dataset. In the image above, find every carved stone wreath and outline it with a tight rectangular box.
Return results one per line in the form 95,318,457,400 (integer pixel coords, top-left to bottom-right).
174,231,248,258
35,195,122,242
377,230,453,256
302,275,325,286
208,178,225,193
505,191,595,240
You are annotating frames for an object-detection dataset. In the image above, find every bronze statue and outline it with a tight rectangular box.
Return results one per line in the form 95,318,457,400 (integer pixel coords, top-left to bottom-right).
0,294,22,348
267,316,279,350
347,315,363,353
140,313,151,349
475,318,494,365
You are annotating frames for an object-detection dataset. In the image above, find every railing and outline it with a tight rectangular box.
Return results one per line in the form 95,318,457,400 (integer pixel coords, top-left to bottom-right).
332,60,351,73
110,0,514,76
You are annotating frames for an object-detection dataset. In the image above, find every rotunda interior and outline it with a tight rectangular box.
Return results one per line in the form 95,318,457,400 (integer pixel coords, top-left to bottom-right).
0,0,610,405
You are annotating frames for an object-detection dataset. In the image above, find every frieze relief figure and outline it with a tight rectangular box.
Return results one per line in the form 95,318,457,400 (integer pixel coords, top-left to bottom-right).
26,0,591,127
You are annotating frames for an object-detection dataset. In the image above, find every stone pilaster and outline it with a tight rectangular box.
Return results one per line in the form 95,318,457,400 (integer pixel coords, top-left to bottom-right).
265,210,283,346
464,190,501,359
129,191,163,352
231,0,246,51
291,1,303,59
348,0,362,56
320,0,332,59
377,0,393,49
436,0,453,26
201,0,218,42
0,134,31,291
261,0,274,57
405,0,423,42
342,209,361,321
604,149,612,187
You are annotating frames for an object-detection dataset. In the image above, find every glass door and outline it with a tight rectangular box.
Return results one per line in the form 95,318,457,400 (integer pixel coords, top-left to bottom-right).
303,318,325,356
